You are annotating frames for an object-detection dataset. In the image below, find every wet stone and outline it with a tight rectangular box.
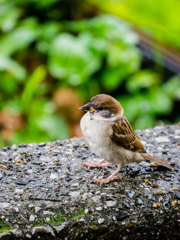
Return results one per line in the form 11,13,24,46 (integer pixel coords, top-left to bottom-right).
173,193,180,200
131,167,140,175
69,191,80,198
32,226,55,237
96,207,103,211
175,129,180,135
105,201,116,207
53,222,68,234
136,198,144,205
0,126,179,239
116,213,130,221
15,189,24,194
164,177,172,182
18,143,27,147
128,191,135,199
1,147,7,151
38,142,47,147
71,183,79,188
11,229,23,238
50,173,58,179
0,170,4,180
25,234,32,239
0,233,12,239
170,148,180,157
153,190,167,195
98,218,105,224
96,225,108,236
29,215,35,222
14,181,28,185
148,195,156,201
84,174,93,179
0,202,10,209
155,136,170,143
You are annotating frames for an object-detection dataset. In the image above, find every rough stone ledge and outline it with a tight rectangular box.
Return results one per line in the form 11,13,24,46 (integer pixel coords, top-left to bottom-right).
0,124,180,240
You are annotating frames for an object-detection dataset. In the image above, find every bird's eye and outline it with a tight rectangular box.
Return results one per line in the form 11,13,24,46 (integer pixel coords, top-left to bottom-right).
98,106,104,111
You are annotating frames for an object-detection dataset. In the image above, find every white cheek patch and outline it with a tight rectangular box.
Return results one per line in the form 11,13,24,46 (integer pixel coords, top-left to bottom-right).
93,109,124,121
91,112,104,121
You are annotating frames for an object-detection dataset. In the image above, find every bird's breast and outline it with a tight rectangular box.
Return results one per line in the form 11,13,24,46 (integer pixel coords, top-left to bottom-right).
80,113,116,160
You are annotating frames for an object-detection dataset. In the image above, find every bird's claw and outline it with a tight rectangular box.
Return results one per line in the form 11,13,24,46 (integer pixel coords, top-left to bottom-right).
81,159,113,168
91,176,118,185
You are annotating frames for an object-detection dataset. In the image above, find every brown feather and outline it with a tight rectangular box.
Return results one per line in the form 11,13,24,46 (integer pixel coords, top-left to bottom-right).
90,94,123,117
141,153,174,170
111,116,146,153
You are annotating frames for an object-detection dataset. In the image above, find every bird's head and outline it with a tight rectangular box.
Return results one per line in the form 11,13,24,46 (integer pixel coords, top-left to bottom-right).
79,94,123,120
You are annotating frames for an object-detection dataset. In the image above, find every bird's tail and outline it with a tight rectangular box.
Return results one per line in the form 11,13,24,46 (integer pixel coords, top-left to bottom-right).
140,153,175,170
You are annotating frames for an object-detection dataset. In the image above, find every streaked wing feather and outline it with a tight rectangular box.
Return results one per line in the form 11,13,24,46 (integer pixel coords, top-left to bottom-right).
111,117,146,153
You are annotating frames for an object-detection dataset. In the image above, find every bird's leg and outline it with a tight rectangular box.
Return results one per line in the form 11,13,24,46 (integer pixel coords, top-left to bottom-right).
92,164,122,185
82,159,113,168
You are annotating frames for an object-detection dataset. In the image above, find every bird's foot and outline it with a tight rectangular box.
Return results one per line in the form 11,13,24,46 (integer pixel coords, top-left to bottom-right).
82,159,113,168
91,175,118,185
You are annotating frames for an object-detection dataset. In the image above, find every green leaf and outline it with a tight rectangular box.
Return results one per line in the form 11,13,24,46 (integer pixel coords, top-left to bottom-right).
0,1,20,32
0,54,26,80
36,114,68,140
126,70,161,92
147,88,172,115
0,74,18,94
37,22,62,53
21,66,46,110
78,31,107,56
68,15,139,45
163,75,180,98
107,45,141,70
34,0,60,8
134,115,155,129
0,18,39,56
101,67,126,90
48,33,101,85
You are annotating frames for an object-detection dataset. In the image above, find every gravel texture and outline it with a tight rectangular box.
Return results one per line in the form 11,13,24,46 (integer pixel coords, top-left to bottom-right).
0,124,180,240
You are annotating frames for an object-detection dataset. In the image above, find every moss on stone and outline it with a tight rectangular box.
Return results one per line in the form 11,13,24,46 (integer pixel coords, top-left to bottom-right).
48,210,67,226
43,206,85,226
70,207,85,221
0,221,13,233
33,219,43,227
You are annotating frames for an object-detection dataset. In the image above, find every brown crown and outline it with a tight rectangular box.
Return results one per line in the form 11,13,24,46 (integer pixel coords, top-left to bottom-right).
90,94,123,117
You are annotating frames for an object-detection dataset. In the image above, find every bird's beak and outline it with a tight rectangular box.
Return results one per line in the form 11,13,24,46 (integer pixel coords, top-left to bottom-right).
79,103,95,112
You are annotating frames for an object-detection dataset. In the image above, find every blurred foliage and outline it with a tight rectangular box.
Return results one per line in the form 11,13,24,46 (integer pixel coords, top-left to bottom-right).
0,0,180,147
88,0,180,49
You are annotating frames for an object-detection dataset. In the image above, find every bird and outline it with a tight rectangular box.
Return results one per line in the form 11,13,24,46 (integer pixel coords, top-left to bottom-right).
79,94,174,185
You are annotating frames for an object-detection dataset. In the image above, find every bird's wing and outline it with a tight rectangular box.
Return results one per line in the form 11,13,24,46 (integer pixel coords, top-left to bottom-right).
111,116,146,153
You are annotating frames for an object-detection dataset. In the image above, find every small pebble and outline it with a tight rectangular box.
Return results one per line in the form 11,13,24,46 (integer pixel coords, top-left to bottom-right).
137,199,143,205
98,218,105,224
153,190,166,195
128,191,135,199
15,189,24,194
29,215,35,222
172,200,177,207
96,207,103,211
105,201,116,207
155,136,170,143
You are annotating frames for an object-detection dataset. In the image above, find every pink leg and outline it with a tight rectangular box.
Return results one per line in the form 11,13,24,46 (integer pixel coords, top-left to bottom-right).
92,164,122,185
82,159,113,168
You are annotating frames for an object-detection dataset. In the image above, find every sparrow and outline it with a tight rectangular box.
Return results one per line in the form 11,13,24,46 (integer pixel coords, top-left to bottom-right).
79,94,174,185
